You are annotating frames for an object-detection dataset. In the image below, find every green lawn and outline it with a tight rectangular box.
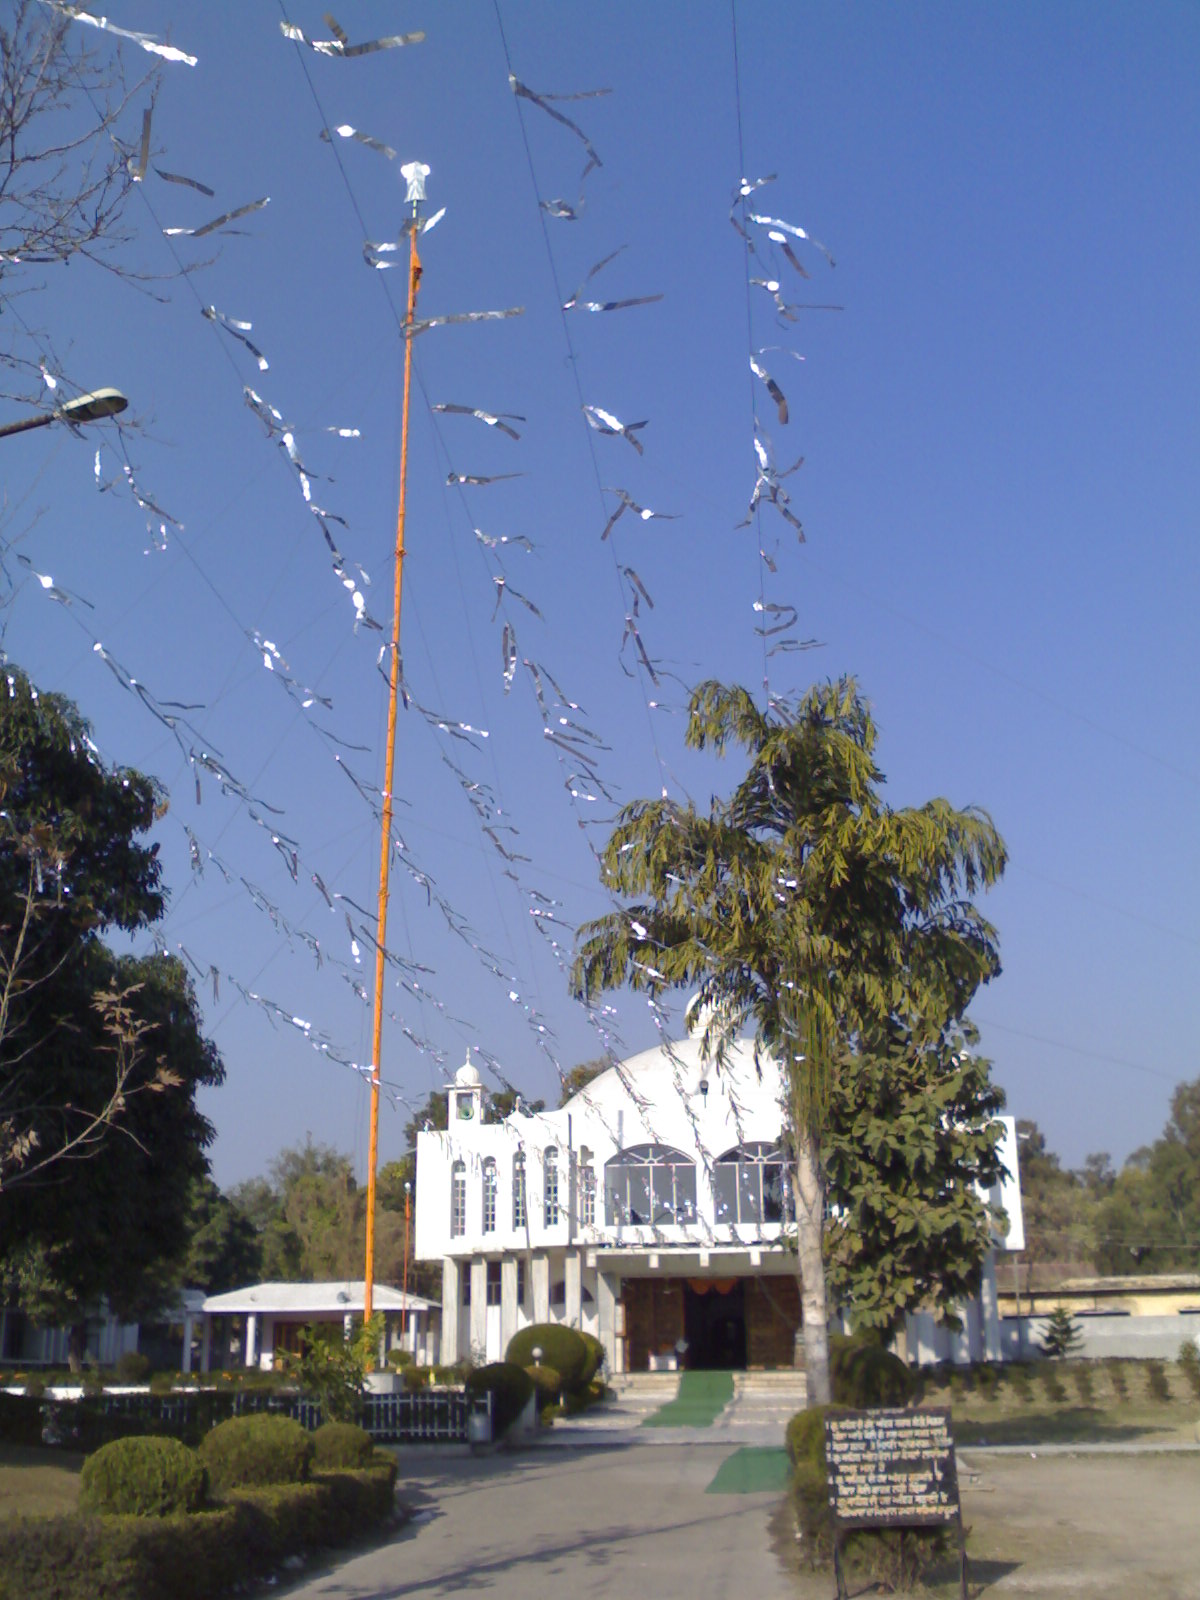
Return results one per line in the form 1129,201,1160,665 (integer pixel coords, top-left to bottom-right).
0,1444,84,1519
642,1369,735,1427
918,1359,1200,1447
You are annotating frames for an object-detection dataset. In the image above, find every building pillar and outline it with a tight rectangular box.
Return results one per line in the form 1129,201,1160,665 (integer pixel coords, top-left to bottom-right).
441,1257,460,1364
245,1314,258,1370
470,1259,487,1361
564,1251,582,1328
201,1317,212,1374
596,1270,620,1375
532,1253,550,1323
500,1258,519,1354
181,1313,193,1374
980,1250,1001,1362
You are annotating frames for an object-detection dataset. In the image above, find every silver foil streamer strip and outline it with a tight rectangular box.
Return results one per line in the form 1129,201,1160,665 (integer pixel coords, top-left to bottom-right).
320,124,396,159
432,403,524,440
279,18,425,56
491,577,542,619
153,166,215,196
563,248,662,314
749,354,788,425
746,210,835,268
447,471,523,486
16,553,91,609
508,75,605,178
41,3,197,65
583,405,646,454
600,488,678,541
164,197,269,239
130,108,151,182
410,307,524,335
202,305,269,370
474,528,534,553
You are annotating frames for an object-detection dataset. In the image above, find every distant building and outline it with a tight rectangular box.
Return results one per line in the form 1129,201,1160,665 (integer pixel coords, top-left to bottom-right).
415,1038,1025,1371
199,1281,439,1371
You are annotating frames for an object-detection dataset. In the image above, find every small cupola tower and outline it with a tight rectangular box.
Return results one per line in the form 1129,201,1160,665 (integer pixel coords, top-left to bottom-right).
449,1055,484,1125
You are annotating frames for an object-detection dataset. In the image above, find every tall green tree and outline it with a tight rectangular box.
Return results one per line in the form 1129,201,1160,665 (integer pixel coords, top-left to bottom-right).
824,1024,1006,1336
1094,1079,1200,1274
573,678,1006,1403
0,669,223,1359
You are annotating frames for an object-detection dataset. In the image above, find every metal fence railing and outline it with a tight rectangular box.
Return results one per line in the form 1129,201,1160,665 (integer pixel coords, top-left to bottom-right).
22,1384,490,1445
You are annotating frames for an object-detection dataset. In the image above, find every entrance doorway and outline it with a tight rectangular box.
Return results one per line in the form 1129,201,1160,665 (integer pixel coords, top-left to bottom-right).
683,1279,746,1369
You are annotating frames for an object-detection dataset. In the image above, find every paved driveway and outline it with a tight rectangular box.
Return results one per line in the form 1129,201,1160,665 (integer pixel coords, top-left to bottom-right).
281,1442,792,1600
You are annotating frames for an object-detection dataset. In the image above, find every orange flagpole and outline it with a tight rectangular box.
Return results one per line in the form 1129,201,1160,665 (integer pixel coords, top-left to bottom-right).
364,204,423,1327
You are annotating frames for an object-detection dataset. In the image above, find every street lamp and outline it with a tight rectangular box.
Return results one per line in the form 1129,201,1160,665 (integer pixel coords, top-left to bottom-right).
0,387,129,441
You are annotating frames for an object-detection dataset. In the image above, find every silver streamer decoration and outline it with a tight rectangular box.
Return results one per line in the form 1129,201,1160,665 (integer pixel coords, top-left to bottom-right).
40,3,197,65
321,124,396,160
582,405,647,454
749,353,789,425
202,305,269,371
164,197,270,239
153,166,214,196
508,75,607,180
600,488,678,542
563,247,662,314
410,307,524,335
433,404,524,440
447,471,523,487
279,17,425,57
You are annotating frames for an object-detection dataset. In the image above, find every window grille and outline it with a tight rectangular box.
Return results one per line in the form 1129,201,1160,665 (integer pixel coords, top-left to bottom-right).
513,1152,527,1230
486,1261,502,1306
604,1144,697,1227
482,1158,497,1233
580,1161,596,1226
544,1147,559,1227
713,1143,792,1226
450,1159,467,1238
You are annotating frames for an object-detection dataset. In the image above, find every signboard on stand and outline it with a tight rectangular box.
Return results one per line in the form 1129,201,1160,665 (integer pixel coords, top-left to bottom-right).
824,1407,966,1599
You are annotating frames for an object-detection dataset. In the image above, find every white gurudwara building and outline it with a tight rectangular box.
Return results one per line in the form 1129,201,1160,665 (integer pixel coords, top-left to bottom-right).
415,1037,1023,1372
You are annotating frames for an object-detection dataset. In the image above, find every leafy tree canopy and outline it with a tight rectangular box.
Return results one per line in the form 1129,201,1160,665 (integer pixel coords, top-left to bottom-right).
574,677,1006,1403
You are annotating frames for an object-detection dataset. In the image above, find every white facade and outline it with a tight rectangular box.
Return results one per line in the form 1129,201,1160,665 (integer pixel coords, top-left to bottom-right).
200,1281,440,1371
416,1038,1024,1371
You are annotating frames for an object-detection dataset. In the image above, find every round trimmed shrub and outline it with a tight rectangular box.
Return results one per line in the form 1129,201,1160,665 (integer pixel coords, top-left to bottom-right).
578,1331,605,1386
313,1421,376,1469
199,1413,313,1491
465,1362,534,1436
79,1435,207,1517
386,1347,413,1370
831,1339,914,1409
525,1363,562,1402
505,1325,588,1390
114,1351,152,1384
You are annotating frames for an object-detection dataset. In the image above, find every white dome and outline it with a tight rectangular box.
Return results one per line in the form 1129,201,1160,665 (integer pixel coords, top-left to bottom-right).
454,1058,483,1088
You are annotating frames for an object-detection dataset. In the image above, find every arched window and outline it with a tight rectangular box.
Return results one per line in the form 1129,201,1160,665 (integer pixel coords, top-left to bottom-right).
513,1151,527,1230
713,1142,791,1226
579,1151,596,1227
482,1158,497,1233
450,1159,467,1238
604,1144,697,1227
544,1147,560,1227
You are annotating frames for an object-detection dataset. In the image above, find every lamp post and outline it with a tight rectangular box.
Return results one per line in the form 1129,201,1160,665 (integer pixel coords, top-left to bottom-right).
0,387,128,441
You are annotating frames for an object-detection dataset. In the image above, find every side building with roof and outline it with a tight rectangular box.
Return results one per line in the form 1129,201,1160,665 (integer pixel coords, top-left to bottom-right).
415,1039,1024,1372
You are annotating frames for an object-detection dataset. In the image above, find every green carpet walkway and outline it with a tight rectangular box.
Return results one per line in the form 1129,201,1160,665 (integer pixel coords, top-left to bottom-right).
705,1447,792,1494
641,1369,735,1428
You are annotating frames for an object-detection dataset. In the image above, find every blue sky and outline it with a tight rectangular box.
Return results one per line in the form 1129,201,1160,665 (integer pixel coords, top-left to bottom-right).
3,1,1197,1189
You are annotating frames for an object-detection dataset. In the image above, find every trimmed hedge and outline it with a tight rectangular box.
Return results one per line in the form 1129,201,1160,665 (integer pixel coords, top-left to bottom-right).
578,1331,606,1386
465,1362,534,1435
505,1325,588,1390
312,1421,376,1469
114,1352,152,1385
830,1337,915,1409
524,1363,562,1402
199,1413,312,1491
79,1436,208,1518
0,1463,398,1600
0,1392,45,1446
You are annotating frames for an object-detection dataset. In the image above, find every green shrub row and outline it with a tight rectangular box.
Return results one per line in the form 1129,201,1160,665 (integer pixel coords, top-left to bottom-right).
0,1463,397,1600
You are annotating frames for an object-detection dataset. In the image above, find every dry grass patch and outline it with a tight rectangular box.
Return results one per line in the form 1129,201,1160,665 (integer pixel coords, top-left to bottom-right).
0,1444,84,1519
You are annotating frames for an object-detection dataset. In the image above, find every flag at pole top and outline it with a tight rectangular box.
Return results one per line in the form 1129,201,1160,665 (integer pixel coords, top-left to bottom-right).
401,160,430,210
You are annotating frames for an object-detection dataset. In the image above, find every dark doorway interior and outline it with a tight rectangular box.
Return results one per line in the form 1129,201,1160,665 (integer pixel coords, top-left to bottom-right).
683,1279,746,1369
